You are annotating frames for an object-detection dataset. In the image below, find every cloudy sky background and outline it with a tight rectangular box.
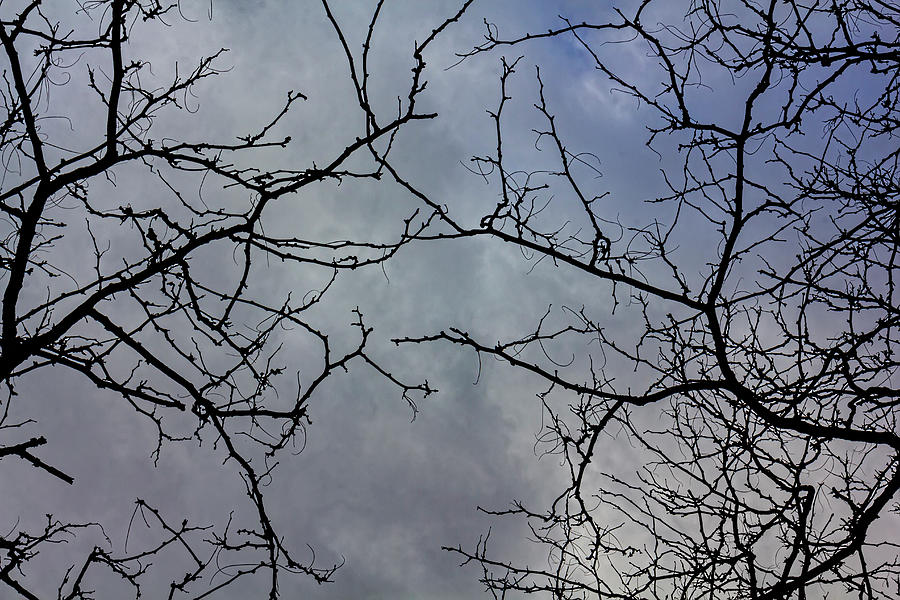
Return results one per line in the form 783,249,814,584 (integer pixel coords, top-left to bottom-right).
0,2,627,597
4,1,891,598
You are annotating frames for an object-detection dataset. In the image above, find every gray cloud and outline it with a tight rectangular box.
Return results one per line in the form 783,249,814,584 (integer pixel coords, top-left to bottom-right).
1,1,600,598
12,1,880,599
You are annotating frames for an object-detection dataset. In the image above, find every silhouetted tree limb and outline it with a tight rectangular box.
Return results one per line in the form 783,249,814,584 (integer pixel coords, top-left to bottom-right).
398,1,900,598
0,1,469,597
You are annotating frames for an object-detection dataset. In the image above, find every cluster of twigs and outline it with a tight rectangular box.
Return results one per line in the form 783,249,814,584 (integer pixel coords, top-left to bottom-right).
0,1,474,597
394,1,900,598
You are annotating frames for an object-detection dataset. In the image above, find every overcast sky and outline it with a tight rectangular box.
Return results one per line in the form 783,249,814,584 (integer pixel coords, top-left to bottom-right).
0,2,634,598
3,1,895,599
